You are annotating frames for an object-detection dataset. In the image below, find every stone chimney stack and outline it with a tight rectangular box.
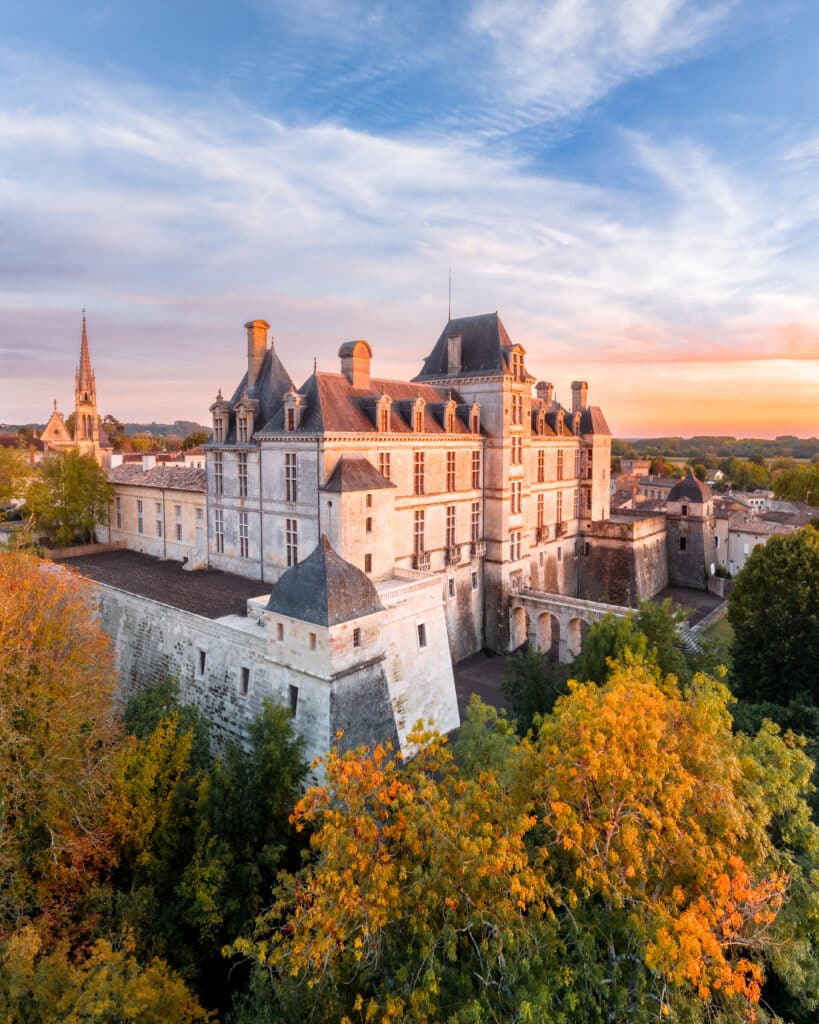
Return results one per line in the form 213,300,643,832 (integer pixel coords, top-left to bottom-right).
338,340,372,390
245,320,269,390
536,381,554,406
571,380,588,413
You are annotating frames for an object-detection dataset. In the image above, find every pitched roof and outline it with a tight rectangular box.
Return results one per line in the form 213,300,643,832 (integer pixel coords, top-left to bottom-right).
265,535,384,626
220,346,294,441
668,470,712,503
579,406,611,435
323,454,395,492
414,312,516,380
107,465,206,492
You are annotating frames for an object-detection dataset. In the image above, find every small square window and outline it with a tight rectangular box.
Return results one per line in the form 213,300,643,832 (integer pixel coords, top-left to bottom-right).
365,493,373,508
417,623,427,648
309,632,316,651
289,684,299,716
276,622,284,641
471,571,478,590
680,537,687,551
448,577,455,597
352,627,361,648
364,553,372,573
240,666,250,696
198,649,206,675
366,517,372,532
681,504,688,516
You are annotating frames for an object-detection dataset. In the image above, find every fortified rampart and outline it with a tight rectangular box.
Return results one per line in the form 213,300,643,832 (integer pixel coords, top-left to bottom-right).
578,513,668,605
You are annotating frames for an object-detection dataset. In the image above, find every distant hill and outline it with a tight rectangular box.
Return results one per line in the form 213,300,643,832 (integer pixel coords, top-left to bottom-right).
124,421,210,438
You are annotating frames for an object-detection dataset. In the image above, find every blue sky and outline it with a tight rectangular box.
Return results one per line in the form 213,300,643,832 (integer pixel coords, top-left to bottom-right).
3,0,819,435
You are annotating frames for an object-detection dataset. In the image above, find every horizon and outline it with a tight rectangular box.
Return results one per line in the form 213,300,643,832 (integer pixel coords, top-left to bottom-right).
3,1,819,437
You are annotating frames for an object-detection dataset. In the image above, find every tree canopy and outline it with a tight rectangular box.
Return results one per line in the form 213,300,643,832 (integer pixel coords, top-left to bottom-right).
729,527,819,707
25,450,113,545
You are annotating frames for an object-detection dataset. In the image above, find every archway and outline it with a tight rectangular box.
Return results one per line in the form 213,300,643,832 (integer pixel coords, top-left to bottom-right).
509,606,530,653
536,612,560,657
566,617,585,658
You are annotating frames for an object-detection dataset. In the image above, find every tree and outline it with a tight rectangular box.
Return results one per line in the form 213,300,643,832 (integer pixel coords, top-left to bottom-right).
0,443,32,513
502,648,567,734
691,462,708,481
25,450,113,545
0,550,119,930
773,464,819,506
729,528,819,706
101,413,128,451
732,459,771,490
182,430,211,450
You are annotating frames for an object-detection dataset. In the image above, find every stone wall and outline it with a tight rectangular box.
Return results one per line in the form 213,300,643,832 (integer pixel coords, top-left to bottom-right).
577,515,668,604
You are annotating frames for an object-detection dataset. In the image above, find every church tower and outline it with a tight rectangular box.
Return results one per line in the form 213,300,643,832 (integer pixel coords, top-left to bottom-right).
73,311,101,458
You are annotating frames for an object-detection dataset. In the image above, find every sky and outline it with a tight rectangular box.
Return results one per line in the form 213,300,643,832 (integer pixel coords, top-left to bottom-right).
2,0,819,438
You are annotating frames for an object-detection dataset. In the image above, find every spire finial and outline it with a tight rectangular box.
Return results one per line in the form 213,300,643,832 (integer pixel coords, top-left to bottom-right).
53,398,57,412
448,265,452,321
313,355,317,373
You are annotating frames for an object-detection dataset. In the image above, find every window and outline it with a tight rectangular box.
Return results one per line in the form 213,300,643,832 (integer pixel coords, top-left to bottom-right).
446,451,456,491
413,451,425,495
240,666,250,696
213,414,224,443
715,535,720,549
471,501,480,542
414,509,425,555
512,394,523,424
556,490,563,523
585,489,592,514
214,452,223,495
289,683,298,715
137,498,143,534
175,505,182,541
511,436,523,464
681,504,688,516
366,517,372,532
198,649,206,675
680,537,687,551
215,508,224,553
286,518,298,566
309,632,316,650
557,546,562,562
471,570,478,590
378,451,391,480
471,410,479,433
115,496,122,529
238,414,248,443
196,507,203,546
414,402,424,432
156,502,163,537
575,449,581,478
379,406,389,431
417,622,427,648
285,452,297,503
557,449,564,480
238,452,248,498
510,530,522,560
239,511,249,557
537,449,545,483
364,552,372,573
537,492,544,529
352,628,361,648
448,577,455,597
510,481,522,514
445,407,455,432
365,493,372,508
573,489,580,518
446,504,456,548
471,450,480,489
277,622,284,641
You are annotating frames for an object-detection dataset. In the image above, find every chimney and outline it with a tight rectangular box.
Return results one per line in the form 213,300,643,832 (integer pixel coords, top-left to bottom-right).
141,454,156,471
245,320,269,390
571,380,588,413
536,381,554,405
338,340,372,389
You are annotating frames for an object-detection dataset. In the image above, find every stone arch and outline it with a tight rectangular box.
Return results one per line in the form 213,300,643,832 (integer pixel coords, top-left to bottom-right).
509,605,530,653
566,616,585,658
536,611,560,656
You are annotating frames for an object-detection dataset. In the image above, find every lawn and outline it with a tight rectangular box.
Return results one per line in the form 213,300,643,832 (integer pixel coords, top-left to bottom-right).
702,615,733,670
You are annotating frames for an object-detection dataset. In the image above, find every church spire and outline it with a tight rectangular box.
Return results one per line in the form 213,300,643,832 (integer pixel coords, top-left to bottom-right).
78,308,93,386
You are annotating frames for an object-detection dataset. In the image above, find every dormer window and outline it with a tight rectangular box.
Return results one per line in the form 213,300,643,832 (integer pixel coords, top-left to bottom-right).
235,400,254,443
535,410,546,436
283,387,305,432
444,399,457,433
469,401,480,435
376,393,392,433
572,412,582,435
412,397,425,433
210,389,229,444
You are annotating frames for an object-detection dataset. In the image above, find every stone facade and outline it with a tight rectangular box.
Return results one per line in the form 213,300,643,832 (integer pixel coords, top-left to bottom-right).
578,514,669,605
665,473,716,589
206,313,613,656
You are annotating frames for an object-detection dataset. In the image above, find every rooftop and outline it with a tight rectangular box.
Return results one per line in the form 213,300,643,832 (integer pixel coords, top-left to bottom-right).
107,465,206,492
56,550,266,618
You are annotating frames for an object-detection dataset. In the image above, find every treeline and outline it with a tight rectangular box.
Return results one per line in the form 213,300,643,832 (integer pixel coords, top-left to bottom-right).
614,435,819,461
2,536,818,1022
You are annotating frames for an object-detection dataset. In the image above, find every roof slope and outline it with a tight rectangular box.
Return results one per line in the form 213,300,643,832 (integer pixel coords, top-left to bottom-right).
323,454,395,492
668,470,712,503
222,347,294,441
266,535,383,626
414,312,515,380
107,465,206,492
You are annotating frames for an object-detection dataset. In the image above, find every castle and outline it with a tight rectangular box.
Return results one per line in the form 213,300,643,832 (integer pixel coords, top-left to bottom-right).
67,311,719,762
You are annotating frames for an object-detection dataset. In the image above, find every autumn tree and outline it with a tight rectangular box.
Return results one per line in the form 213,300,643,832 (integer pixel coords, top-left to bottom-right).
0,550,119,930
25,450,113,545
182,429,211,450
729,527,819,707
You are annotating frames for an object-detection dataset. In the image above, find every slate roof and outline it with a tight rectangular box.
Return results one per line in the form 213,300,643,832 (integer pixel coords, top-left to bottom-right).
266,534,384,626
259,372,475,436
323,454,395,493
414,312,516,381
107,465,206,492
668,470,712,504
579,406,611,435
217,346,294,442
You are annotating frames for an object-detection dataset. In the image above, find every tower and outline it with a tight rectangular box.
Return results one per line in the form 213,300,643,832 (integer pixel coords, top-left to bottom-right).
74,311,101,458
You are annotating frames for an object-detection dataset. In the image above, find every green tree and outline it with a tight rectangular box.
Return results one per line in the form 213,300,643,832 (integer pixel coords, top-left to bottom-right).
773,464,819,506
182,430,211,450
501,648,567,734
0,443,32,513
25,450,113,545
732,459,771,490
691,462,707,481
729,528,819,706
101,413,128,451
